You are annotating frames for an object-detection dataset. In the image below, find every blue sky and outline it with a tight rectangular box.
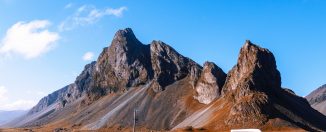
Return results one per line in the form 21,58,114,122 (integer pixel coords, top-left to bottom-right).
0,0,325,110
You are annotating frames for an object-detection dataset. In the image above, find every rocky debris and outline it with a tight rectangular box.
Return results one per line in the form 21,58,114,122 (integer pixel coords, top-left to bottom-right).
194,61,226,104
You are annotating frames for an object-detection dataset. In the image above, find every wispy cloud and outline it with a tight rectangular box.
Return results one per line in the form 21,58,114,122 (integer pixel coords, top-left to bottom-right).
82,51,94,61
0,20,60,59
64,3,73,9
106,6,128,17
58,5,127,31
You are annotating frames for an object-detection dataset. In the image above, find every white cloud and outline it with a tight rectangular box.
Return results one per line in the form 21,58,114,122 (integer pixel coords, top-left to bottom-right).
0,100,37,111
0,86,8,102
0,20,60,59
105,6,127,17
64,3,73,9
59,5,127,31
0,86,36,111
82,52,94,61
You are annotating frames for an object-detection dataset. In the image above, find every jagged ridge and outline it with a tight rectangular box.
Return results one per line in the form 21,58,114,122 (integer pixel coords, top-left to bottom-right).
88,28,202,101
5,28,326,132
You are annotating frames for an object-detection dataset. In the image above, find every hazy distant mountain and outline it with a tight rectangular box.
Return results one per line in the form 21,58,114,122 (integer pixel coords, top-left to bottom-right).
306,84,326,115
3,28,326,131
0,110,27,126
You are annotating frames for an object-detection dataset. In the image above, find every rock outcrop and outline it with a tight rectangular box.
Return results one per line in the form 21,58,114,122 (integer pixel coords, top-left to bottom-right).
222,40,281,125
93,28,153,93
150,40,201,91
222,40,281,96
194,61,226,104
219,41,326,131
306,84,326,115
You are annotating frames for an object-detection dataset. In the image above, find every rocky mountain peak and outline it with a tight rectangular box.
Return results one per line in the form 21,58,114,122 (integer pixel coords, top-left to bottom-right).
109,28,145,60
214,41,326,131
223,40,281,96
112,28,138,43
194,61,226,104
92,28,152,97
90,28,201,98
220,40,282,126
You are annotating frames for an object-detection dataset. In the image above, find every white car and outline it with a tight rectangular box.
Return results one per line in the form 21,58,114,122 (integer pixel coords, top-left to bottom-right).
231,129,262,132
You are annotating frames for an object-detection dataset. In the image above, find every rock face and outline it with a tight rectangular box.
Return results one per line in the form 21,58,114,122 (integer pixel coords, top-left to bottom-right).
219,41,326,130
306,84,326,115
150,40,201,91
222,40,281,96
74,61,97,96
28,86,69,115
90,28,201,99
93,28,152,93
194,61,226,104
222,40,281,125
9,29,326,132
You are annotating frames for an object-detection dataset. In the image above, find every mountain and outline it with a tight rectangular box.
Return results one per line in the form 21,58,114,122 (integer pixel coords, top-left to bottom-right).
306,84,326,115
173,41,326,131
2,28,326,131
0,110,27,126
